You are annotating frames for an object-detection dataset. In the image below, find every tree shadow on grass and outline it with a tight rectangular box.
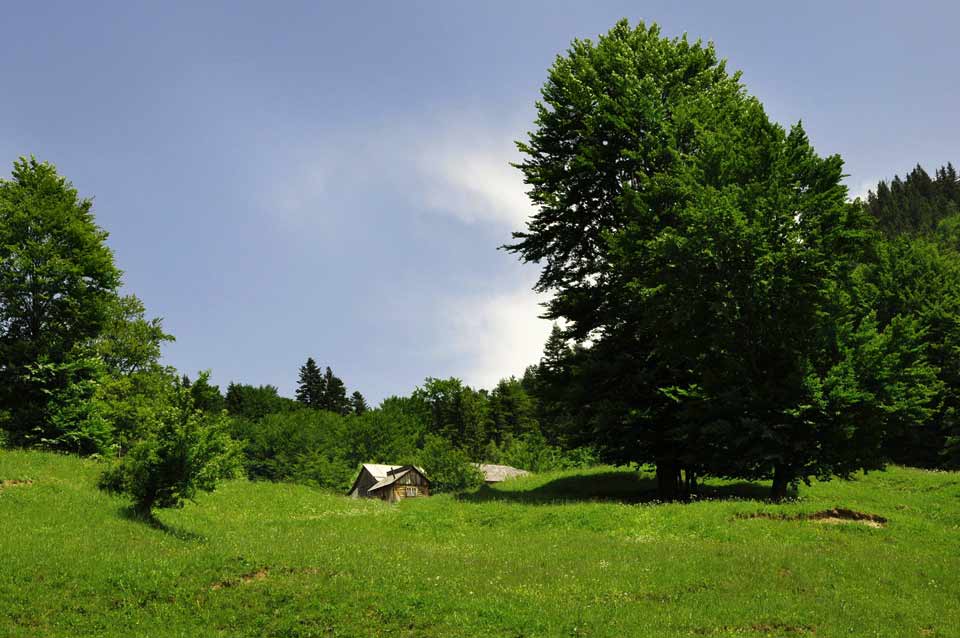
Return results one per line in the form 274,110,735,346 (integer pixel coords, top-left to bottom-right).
117,506,206,542
456,471,792,506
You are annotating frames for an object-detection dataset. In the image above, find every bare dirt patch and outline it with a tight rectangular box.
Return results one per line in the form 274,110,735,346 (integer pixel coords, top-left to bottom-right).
0,479,33,489
209,566,329,591
211,568,269,590
738,508,887,528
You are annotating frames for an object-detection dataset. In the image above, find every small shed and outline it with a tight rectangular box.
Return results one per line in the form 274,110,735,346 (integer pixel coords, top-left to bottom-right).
348,464,430,502
474,463,530,483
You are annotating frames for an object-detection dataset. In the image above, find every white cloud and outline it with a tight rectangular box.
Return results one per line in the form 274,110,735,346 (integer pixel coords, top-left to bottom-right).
418,144,533,228
847,176,878,202
440,283,552,389
244,109,553,391
413,115,535,230
251,110,537,234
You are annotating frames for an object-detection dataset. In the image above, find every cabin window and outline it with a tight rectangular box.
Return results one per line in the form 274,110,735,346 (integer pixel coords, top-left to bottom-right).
404,487,418,497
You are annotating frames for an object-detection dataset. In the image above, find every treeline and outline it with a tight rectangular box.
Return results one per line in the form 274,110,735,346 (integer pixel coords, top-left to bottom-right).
213,370,593,493
2,150,959,506
0,157,587,502
4,22,960,509
861,163,960,468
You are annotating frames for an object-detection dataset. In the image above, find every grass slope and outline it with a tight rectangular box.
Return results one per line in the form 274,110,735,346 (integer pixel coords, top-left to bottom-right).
1,450,959,637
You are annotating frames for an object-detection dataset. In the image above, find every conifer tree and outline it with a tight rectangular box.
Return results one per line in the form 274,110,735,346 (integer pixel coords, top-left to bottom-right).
295,358,325,408
321,367,349,415
350,391,369,415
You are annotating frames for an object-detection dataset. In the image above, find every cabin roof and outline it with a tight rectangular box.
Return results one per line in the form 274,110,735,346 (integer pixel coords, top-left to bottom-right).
350,464,428,495
474,463,530,482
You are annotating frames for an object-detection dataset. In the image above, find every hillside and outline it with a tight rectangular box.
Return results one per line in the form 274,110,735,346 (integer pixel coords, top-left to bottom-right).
1,451,959,637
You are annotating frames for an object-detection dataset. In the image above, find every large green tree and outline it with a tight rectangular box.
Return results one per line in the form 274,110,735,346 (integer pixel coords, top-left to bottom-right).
507,21,935,498
0,158,122,447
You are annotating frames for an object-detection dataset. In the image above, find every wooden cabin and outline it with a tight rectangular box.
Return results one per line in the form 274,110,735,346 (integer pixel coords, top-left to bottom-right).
474,463,530,483
348,464,430,502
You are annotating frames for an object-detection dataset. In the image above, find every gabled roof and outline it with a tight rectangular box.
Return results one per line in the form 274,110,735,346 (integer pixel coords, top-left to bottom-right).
474,463,530,482
349,464,428,495
361,464,406,481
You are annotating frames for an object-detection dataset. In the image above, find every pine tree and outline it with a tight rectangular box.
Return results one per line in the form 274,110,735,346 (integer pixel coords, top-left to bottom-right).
350,391,369,415
321,367,349,415
295,358,325,408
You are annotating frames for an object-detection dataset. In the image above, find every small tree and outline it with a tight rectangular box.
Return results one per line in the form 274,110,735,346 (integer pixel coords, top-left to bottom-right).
418,435,483,493
98,386,239,518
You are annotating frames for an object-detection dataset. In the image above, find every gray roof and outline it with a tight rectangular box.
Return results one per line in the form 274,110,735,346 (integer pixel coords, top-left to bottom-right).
474,463,530,482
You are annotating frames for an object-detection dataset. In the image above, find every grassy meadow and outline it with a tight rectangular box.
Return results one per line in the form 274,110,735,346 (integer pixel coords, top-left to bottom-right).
1,450,959,637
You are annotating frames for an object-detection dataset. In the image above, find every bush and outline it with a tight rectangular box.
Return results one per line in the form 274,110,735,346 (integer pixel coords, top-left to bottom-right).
418,435,483,493
98,404,239,517
488,432,597,473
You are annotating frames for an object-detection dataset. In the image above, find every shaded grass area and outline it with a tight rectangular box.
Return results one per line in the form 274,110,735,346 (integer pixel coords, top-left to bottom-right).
459,468,788,504
1,450,959,637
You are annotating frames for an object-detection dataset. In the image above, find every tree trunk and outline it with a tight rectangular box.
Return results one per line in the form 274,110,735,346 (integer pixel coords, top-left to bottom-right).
656,460,680,501
770,464,791,501
134,498,154,521
684,468,697,496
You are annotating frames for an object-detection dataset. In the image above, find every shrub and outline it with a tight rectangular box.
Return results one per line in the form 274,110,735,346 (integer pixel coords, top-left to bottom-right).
418,435,483,493
98,404,239,517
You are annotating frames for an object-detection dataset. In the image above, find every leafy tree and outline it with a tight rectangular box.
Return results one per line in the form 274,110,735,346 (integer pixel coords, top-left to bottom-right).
486,431,595,473
98,383,240,517
26,352,112,454
225,382,296,420
507,20,936,498
295,358,325,408
229,408,347,483
93,295,176,455
350,390,369,415
0,158,122,446
411,377,487,457
418,435,483,493
186,371,225,414
94,295,173,375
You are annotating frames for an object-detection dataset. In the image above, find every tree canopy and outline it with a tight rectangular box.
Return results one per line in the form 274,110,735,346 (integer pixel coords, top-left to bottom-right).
507,20,937,498
0,157,122,449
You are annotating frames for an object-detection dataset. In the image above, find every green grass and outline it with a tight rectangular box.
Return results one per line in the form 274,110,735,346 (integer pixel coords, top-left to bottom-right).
1,450,959,637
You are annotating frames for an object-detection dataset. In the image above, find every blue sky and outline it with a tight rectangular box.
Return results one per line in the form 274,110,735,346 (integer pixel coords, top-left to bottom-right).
2,1,958,403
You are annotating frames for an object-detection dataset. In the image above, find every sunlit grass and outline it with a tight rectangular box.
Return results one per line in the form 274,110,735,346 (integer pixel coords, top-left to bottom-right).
1,449,958,637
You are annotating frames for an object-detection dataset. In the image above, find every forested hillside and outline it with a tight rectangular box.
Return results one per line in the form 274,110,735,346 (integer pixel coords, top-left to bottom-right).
1,22,959,515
